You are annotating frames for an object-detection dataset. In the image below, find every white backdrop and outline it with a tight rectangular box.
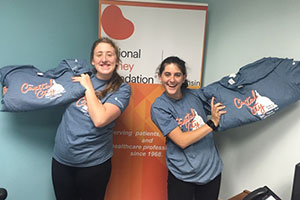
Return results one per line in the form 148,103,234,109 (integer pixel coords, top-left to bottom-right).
99,0,207,86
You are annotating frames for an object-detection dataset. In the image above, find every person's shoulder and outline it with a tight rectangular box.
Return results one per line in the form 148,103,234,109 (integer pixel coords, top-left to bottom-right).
184,87,204,96
182,87,195,96
183,87,193,92
152,93,169,108
119,82,131,92
120,82,130,88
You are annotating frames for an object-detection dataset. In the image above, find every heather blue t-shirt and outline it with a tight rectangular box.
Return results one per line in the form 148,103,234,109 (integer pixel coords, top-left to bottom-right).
151,88,222,184
0,59,90,112
201,57,300,131
53,74,131,167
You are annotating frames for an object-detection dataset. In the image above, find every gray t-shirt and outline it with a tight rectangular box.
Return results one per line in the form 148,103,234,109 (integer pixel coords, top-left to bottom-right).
151,88,222,184
0,59,90,112
201,57,300,131
53,75,131,167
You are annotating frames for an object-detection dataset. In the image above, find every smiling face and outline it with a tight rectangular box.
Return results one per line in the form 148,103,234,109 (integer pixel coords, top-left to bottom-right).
91,42,118,80
159,63,187,100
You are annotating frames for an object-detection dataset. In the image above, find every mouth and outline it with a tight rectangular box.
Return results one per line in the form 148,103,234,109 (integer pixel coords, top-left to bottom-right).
100,62,110,66
165,83,178,91
166,82,177,88
99,63,112,69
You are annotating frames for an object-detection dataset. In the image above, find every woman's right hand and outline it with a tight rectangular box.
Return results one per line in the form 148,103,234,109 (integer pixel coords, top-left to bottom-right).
72,74,94,91
3,86,8,95
210,96,226,127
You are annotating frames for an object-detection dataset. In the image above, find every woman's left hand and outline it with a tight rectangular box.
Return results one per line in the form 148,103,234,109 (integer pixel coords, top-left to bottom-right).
72,73,93,91
210,96,227,127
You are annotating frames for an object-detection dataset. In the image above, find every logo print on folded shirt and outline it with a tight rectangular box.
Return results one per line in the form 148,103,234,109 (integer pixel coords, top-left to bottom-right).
177,108,205,131
76,96,89,116
101,4,135,40
20,79,65,99
234,90,279,119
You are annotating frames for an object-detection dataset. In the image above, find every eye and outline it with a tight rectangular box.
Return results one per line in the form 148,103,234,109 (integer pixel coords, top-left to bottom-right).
175,73,183,77
107,51,115,57
95,53,102,57
164,72,171,77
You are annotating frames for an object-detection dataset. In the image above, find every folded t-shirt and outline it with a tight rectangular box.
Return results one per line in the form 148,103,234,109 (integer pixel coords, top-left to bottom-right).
0,59,91,112
200,57,300,131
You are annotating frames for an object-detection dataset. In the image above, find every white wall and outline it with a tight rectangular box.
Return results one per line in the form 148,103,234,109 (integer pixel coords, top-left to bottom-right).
197,0,300,199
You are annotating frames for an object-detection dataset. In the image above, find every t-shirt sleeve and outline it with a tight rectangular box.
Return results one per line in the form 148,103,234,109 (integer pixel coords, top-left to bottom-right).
105,83,131,113
150,99,179,137
191,88,212,116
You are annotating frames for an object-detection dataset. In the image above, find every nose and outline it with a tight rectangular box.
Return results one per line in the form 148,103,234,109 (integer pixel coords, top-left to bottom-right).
102,55,107,62
169,75,176,82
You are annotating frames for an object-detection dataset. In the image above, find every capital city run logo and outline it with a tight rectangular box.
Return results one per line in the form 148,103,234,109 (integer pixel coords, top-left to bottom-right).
101,4,135,40
176,109,205,131
20,79,65,99
234,89,279,119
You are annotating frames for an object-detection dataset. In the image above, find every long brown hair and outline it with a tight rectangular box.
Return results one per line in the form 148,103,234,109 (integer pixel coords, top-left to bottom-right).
90,37,124,99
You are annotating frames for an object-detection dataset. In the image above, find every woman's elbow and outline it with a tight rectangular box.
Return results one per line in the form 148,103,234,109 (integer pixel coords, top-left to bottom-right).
176,141,190,149
93,119,108,128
